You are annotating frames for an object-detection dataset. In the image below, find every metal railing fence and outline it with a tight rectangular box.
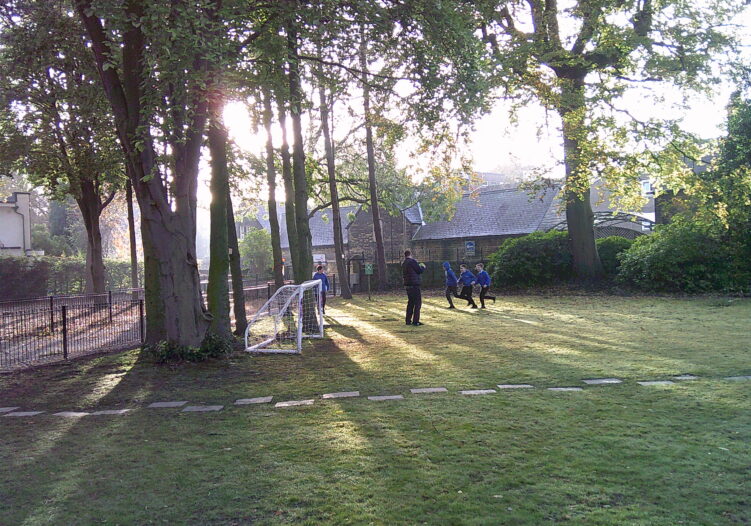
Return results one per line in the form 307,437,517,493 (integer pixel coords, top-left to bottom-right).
0,299,145,371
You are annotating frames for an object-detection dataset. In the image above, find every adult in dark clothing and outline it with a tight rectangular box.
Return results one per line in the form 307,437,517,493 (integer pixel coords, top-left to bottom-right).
402,250,425,325
442,261,460,308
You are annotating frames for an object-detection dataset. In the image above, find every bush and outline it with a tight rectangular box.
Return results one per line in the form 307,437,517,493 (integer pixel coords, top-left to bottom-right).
617,219,740,292
488,230,573,287
0,255,142,298
0,257,49,299
144,333,234,363
596,236,634,277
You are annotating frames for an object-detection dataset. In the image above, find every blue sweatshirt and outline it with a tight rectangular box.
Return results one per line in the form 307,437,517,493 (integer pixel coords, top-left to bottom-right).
442,262,458,287
458,269,476,287
476,270,491,287
313,272,329,292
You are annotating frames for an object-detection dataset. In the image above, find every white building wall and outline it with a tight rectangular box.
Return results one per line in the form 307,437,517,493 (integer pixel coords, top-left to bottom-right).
0,192,32,256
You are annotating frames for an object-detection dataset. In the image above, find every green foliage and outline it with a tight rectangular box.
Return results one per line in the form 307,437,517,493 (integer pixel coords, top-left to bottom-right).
488,231,573,287
595,236,634,277
691,93,751,266
239,227,273,277
144,332,233,363
31,224,74,257
0,257,49,299
617,219,745,293
0,255,142,298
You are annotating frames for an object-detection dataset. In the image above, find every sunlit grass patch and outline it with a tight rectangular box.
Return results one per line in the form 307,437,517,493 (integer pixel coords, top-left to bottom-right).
1,293,749,524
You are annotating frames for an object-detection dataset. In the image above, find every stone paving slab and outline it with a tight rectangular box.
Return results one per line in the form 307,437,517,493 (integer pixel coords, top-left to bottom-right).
91,409,132,415
235,396,273,405
637,380,675,386
148,401,189,408
410,387,448,394
54,411,90,417
367,395,404,401
3,411,44,417
725,375,751,381
275,399,315,408
497,384,534,389
322,391,360,399
460,389,496,395
547,387,583,392
182,405,223,412
582,378,622,385
0,407,20,414
673,374,699,380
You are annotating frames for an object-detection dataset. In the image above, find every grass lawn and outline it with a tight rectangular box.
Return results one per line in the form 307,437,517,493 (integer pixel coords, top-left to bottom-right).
1,292,750,525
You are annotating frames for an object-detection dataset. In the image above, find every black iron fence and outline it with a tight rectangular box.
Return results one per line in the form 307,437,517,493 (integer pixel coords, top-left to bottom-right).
0,276,343,371
0,299,145,371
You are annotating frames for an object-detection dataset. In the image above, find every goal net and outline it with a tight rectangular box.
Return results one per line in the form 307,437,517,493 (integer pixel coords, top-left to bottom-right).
244,279,324,354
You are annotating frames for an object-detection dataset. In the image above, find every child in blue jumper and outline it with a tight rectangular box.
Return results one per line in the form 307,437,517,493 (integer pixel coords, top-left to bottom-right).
475,263,495,308
312,265,330,314
458,264,478,308
442,261,460,309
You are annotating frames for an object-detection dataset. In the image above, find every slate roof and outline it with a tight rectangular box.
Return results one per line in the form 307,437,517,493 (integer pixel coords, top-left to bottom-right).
403,203,424,225
252,204,357,248
411,185,561,241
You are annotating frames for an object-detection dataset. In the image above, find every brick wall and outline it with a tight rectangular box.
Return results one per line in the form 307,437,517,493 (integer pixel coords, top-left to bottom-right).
347,207,420,262
410,235,518,264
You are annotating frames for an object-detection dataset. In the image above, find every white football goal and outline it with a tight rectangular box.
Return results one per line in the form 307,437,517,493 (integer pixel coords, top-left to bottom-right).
244,279,324,354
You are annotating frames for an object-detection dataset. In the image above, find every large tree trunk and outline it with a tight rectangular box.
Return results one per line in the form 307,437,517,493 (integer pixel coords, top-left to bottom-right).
76,180,106,294
287,21,313,284
226,188,246,335
206,95,232,340
359,40,388,290
317,76,352,299
263,90,285,288
126,179,139,290
559,77,604,281
277,99,299,280
77,0,209,346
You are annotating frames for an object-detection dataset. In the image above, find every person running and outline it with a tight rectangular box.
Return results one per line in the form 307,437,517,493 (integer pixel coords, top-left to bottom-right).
442,261,460,309
312,265,330,314
458,264,478,309
475,263,496,309
402,250,425,326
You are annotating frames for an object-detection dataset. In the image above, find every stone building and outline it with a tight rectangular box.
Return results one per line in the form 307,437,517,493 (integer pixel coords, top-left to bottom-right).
345,204,423,263
410,181,655,263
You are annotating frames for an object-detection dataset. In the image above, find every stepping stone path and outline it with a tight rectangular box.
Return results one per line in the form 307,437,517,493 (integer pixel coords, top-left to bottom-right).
322,391,360,399
275,399,314,408
7,371,751,419
410,387,448,394
582,378,622,385
3,411,44,417
235,396,273,405
367,395,403,401
148,401,188,408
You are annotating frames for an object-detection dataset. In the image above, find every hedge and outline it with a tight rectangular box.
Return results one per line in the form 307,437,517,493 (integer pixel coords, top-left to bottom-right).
488,230,573,287
0,256,143,299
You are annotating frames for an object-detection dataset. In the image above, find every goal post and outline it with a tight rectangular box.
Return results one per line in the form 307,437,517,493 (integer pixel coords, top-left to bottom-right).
244,279,324,354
